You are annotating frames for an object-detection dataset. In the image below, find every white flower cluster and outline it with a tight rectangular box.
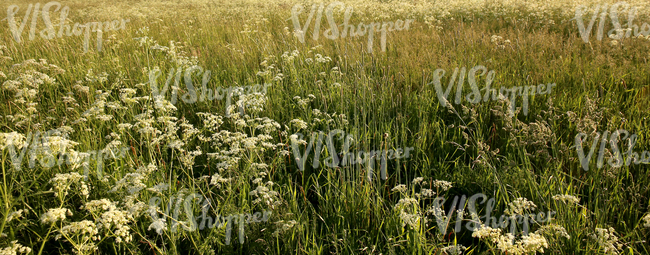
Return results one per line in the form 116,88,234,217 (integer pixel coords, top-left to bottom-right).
293,95,316,108
273,220,298,236
590,227,623,254
41,208,73,224
537,224,571,239
290,119,308,130
399,210,422,229
57,220,99,241
49,172,89,199
249,184,282,209
552,194,581,205
391,184,407,193
234,92,267,116
6,210,25,222
419,189,436,198
110,163,158,195
0,241,31,255
394,195,423,229
412,177,426,185
209,173,232,188
472,225,549,255
81,199,117,214
148,218,167,235
395,198,418,208
441,244,466,255
504,197,537,216
490,34,511,49
97,209,133,243
432,180,453,191
1,59,64,127
0,132,26,151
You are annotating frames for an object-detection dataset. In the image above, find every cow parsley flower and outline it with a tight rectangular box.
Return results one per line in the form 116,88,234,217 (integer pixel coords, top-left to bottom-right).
6,210,25,222
441,244,466,255
590,227,623,254
391,184,407,193
148,218,167,235
290,119,308,130
0,241,31,254
552,194,580,205
537,224,570,239
273,220,297,236
41,208,72,224
473,225,548,255
250,184,282,209
49,172,88,198
57,220,99,241
210,173,232,188
97,209,133,243
432,180,453,191
504,197,537,215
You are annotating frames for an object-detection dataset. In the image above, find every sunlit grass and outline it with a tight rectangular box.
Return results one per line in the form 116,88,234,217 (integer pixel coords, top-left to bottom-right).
0,0,649,254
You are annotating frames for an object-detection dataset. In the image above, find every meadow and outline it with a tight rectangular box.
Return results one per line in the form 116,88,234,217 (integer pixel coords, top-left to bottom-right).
1,0,650,254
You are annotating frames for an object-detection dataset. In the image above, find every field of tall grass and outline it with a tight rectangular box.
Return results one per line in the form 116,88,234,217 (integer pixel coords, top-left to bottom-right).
1,0,650,254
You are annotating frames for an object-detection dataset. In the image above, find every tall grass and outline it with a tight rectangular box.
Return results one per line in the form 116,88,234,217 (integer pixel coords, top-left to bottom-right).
0,0,649,254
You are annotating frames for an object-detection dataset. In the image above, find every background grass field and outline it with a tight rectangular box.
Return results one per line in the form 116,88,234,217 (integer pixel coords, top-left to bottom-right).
1,0,650,254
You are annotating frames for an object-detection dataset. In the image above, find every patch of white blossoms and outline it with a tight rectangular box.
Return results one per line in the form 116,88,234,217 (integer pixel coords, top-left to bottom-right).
50,172,89,199
552,194,580,205
472,225,549,255
249,183,282,209
0,241,31,255
504,197,537,215
590,227,623,254
432,180,453,191
41,208,73,224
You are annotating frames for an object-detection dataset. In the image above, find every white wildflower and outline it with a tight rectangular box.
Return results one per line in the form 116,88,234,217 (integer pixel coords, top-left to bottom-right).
504,197,537,215
441,244,466,255
148,218,167,235
0,241,31,254
41,208,72,224
552,194,580,205
391,184,407,193
432,180,453,191
412,177,424,185
6,210,24,222
590,227,623,254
